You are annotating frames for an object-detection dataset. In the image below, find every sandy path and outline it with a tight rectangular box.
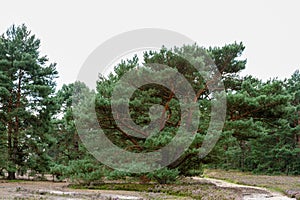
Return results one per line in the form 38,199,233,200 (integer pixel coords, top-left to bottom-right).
193,177,296,200
0,181,143,199
0,178,296,199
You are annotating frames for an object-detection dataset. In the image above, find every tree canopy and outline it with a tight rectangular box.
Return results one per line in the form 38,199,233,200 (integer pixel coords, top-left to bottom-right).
0,24,299,182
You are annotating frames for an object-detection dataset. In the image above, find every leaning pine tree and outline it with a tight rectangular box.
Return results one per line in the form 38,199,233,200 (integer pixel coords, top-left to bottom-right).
95,43,246,180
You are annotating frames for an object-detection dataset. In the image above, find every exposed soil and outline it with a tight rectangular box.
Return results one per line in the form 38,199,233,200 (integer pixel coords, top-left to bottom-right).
204,169,300,199
193,177,295,200
0,180,187,200
0,177,296,199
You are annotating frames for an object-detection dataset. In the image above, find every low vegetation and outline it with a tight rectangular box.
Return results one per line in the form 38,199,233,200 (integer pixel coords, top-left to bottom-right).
70,177,244,199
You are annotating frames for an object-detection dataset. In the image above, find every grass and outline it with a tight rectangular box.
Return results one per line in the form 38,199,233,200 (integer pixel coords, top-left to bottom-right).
71,169,300,199
70,178,244,199
3,170,300,199
0,179,24,183
71,182,154,192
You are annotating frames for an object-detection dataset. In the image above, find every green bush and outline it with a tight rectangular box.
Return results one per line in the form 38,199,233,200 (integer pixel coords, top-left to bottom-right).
50,164,67,180
106,170,129,180
66,159,104,185
147,168,179,184
51,159,104,185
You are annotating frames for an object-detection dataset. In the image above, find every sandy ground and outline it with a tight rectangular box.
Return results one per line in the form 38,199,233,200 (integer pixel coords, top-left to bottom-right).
0,180,189,200
193,177,296,200
0,177,296,200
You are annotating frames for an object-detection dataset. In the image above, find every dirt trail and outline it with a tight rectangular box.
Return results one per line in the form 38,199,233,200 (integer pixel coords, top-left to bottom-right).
0,181,142,200
0,178,296,199
0,181,188,200
193,177,296,200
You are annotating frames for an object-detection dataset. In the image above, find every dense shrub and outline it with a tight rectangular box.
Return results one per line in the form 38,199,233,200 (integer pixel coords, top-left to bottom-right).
147,168,179,184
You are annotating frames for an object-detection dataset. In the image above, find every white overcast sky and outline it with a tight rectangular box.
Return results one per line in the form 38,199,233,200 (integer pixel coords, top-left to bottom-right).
1,0,299,89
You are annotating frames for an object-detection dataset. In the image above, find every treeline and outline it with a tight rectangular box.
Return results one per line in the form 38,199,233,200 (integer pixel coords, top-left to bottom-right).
0,24,299,183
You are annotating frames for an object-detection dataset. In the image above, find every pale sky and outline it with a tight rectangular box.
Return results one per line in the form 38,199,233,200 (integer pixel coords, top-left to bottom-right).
1,0,299,89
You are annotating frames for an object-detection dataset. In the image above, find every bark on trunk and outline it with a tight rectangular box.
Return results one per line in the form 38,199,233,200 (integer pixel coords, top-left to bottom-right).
7,171,15,180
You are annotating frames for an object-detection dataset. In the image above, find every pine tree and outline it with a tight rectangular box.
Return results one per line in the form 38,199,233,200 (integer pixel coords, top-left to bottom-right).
207,74,300,174
49,82,105,183
95,43,246,175
0,24,58,179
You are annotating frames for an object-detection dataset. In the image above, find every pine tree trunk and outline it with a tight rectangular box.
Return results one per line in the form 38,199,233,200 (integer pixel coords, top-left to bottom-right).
74,133,79,158
7,90,14,179
12,69,22,169
7,171,15,180
7,122,12,163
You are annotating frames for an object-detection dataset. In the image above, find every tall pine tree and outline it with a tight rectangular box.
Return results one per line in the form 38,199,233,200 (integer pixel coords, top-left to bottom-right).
0,24,58,179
